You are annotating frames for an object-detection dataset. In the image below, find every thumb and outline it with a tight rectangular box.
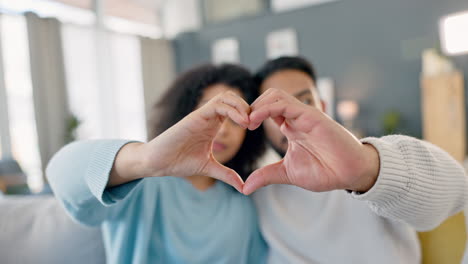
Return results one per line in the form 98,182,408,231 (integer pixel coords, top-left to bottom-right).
204,160,244,193
243,160,289,195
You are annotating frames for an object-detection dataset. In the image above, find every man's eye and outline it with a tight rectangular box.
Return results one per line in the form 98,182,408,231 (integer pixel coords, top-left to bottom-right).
302,98,312,105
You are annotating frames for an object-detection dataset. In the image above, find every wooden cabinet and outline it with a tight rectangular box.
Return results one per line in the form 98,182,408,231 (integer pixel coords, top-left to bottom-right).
419,71,466,264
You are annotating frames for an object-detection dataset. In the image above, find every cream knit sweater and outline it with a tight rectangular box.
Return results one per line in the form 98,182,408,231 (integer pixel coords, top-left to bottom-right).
254,135,467,264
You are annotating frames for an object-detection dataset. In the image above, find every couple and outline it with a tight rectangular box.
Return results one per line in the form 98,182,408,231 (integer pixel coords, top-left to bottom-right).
47,56,467,264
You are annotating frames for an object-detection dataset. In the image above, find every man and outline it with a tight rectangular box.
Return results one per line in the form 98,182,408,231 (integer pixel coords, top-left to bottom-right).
243,56,467,263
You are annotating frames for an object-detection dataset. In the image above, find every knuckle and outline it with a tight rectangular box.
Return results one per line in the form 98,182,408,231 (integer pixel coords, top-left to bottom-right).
214,102,225,108
270,88,280,95
225,90,236,96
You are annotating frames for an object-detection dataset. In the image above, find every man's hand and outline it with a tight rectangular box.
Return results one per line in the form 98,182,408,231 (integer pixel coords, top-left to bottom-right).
109,91,250,192
243,88,380,195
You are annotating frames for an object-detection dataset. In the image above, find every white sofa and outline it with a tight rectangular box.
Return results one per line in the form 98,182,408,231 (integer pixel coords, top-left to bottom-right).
0,195,105,264
1,194,468,264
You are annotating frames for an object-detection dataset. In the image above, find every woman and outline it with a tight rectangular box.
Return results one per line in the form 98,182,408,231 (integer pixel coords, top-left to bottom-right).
47,64,267,263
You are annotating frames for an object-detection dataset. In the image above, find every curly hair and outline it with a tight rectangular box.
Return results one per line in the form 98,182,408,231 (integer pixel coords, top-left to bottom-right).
150,63,266,181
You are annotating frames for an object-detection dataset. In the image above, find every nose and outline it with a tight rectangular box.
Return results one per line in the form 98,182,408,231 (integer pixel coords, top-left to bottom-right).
217,119,231,138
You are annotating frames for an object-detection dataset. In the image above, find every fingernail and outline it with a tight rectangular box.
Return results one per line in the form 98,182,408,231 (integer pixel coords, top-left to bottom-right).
242,186,250,195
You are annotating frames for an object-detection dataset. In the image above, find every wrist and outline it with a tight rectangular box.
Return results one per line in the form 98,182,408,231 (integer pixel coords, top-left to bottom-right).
350,143,380,193
109,142,147,186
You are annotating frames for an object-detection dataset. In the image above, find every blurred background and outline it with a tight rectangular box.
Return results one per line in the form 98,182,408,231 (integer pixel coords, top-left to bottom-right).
0,0,468,263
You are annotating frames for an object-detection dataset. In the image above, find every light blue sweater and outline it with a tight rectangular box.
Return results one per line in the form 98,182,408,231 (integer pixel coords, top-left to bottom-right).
47,140,267,264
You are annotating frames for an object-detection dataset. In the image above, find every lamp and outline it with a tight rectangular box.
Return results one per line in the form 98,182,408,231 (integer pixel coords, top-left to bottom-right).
440,10,468,56
337,100,362,138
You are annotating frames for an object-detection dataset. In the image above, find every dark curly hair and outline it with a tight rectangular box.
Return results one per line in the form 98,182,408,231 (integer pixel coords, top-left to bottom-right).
150,63,266,181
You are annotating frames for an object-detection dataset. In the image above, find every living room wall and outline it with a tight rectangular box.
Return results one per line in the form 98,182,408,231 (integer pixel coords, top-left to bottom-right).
173,0,468,137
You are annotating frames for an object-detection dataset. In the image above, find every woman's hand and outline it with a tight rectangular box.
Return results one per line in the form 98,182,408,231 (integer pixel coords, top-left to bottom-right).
109,91,250,192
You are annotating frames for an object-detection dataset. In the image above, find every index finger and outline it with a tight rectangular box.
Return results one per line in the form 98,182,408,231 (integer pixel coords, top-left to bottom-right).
215,92,251,121
250,88,296,112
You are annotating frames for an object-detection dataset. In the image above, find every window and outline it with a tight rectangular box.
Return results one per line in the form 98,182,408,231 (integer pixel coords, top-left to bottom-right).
0,1,151,193
61,24,102,139
0,0,161,37
62,24,147,142
109,33,147,141
1,14,43,192
0,0,95,26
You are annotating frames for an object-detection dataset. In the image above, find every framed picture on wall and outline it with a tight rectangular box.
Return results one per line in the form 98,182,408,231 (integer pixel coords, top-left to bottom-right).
211,37,240,64
266,28,299,59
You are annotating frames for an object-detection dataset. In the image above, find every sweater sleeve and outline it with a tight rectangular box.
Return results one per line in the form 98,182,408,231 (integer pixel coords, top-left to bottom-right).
350,135,468,231
46,140,144,226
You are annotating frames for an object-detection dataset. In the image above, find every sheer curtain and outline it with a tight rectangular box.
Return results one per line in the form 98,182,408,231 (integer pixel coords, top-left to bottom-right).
0,20,10,160
25,13,69,184
139,37,175,137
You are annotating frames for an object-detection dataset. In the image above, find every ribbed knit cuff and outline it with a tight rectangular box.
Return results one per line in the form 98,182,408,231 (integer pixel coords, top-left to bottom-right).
349,135,468,230
85,140,139,206
350,137,412,209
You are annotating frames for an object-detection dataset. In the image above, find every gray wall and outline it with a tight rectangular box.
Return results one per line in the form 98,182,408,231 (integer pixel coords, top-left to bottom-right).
173,0,468,137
